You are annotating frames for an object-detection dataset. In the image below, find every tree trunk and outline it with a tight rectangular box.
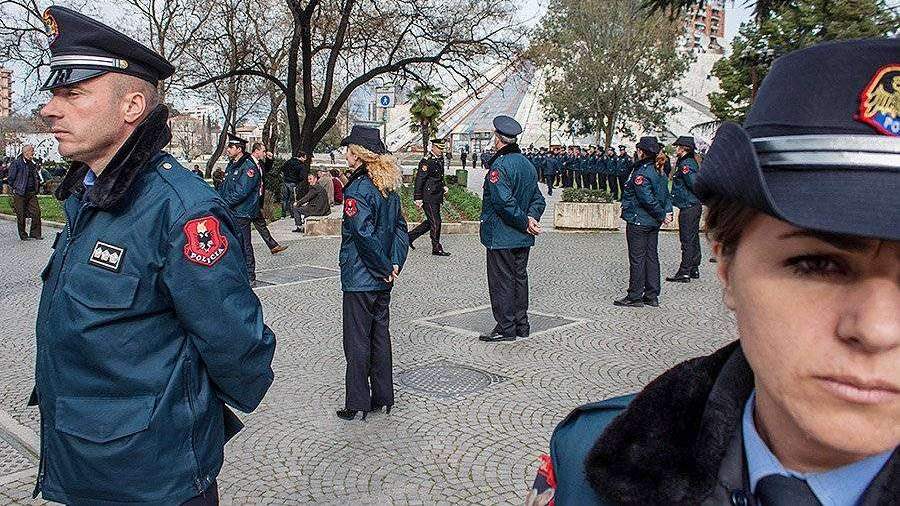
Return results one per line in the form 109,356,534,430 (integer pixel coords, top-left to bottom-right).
421,120,429,153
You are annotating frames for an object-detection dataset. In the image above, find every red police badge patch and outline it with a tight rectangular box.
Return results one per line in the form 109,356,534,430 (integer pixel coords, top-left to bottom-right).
681,166,690,174
856,64,900,136
183,216,228,267
344,198,358,218
489,170,500,184
247,168,255,177
634,175,645,185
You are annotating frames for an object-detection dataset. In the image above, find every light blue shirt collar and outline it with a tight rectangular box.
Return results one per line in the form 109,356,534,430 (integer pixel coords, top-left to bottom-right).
743,391,893,506
83,170,97,187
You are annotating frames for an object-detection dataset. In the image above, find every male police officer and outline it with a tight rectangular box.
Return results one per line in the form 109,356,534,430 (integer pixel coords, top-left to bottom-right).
33,7,275,504
219,133,262,283
409,138,450,256
479,116,546,342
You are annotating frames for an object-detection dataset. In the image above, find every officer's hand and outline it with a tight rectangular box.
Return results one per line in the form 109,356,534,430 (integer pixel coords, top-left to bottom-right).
527,217,542,236
525,488,554,506
415,199,423,208
443,186,449,194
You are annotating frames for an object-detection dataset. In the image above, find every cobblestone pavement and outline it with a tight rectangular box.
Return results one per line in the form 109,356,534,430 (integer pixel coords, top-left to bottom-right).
0,219,735,504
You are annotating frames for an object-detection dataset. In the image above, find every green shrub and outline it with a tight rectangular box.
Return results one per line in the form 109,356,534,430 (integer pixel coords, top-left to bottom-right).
0,195,67,222
445,186,482,221
561,188,613,203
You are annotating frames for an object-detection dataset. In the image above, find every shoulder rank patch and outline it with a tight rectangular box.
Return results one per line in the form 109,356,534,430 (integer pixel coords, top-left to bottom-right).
89,241,125,272
857,64,900,136
681,166,690,175
183,216,228,267
344,198,358,218
634,175,645,185
489,170,500,184
247,168,255,178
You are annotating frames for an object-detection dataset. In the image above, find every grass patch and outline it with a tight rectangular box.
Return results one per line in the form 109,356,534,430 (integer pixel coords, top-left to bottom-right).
0,195,67,222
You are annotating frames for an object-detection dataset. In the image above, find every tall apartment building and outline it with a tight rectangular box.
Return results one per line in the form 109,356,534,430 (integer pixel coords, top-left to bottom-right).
0,68,12,117
683,0,726,54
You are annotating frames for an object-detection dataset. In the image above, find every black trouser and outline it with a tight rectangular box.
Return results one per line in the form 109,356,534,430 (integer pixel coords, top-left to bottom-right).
626,223,661,300
408,201,443,252
181,481,218,505
234,217,256,281
486,247,530,337
342,290,393,411
12,192,41,239
545,173,554,195
252,212,279,250
677,204,702,274
607,175,620,199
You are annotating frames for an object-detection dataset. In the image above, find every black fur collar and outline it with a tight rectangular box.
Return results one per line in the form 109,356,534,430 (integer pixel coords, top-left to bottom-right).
485,143,521,168
585,342,899,504
55,105,172,210
585,342,752,503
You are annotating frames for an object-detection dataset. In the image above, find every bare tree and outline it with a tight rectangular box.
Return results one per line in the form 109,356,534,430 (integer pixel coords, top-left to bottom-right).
188,0,520,157
122,0,213,104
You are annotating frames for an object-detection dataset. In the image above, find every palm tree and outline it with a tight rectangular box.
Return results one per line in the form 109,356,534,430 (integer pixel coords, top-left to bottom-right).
408,84,447,153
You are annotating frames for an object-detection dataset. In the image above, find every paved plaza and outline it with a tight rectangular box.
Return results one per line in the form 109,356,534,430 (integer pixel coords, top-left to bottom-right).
0,212,735,504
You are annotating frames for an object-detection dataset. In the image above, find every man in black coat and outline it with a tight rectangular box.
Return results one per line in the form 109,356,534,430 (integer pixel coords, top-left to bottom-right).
7,144,42,240
409,138,450,256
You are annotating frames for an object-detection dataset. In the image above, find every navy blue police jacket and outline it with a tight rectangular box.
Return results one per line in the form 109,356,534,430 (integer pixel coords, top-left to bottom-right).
32,107,276,505
543,155,559,177
218,154,260,218
620,159,672,227
339,165,409,292
480,144,546,250
671,155,700,209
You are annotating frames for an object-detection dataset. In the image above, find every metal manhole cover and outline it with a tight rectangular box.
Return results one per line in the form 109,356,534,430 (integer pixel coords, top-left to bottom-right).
255,265,339,286
396,361,507,398
425,307,580,336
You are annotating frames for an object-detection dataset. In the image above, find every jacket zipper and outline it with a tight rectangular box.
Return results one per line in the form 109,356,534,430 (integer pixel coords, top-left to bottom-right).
183,362,203,492
33,200,92,497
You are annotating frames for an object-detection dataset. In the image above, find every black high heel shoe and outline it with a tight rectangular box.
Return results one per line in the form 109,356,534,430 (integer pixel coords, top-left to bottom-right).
336,409,367,420
370,404,393,415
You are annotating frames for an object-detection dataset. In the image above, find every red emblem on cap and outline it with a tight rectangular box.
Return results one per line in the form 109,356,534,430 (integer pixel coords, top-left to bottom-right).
634,175,645,185
247,168,255,177
489,170,500,184
681,166,690,175
856,64,900,137
182,216,228,267
344,198,358,218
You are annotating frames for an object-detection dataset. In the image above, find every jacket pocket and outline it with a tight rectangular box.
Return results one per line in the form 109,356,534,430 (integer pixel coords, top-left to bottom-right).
55,395,154,443
63,264,139,310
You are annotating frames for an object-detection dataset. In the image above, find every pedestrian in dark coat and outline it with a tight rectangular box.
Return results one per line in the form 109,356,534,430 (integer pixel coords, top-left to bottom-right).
614,136,672,307
666,135,702,283
7,144,42,240
478,116,546,342
409,138,450,255
33,7,275,504
336,126,409,421
529,38,900,506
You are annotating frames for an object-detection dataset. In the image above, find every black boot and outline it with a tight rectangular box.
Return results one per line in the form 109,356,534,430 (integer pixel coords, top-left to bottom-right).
613,297,644,307
642,296,660,307
665,273,691,283
336,409,367,421
690,268,700,279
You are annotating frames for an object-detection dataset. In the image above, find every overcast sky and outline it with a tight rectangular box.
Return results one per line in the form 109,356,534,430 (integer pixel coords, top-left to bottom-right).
8,1,757,114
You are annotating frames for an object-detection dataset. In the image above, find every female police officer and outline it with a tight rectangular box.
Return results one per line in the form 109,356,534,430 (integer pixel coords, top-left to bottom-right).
336,126,409,421
614,137,672,308
529,38,898,506
666,135,703,282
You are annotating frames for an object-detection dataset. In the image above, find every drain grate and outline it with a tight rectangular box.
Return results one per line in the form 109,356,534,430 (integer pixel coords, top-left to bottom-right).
424,307,580,336
396,360,507,399
255,265,339,286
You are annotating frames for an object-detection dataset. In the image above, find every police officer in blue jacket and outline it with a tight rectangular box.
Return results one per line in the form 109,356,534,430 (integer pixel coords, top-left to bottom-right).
543,147,560,195
478,116,546,342
614,136,672,307
615,145,630,200
337,126,409,421
666,135,703,283
218,134,261,284
32,7,275,504
529,38,899,506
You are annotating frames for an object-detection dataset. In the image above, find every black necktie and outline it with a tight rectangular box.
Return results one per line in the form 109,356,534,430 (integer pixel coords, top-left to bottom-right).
755,474,822,506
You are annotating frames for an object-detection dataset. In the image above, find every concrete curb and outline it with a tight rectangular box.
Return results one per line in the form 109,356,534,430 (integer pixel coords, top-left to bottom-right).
0,408,39,457
0,213,65,230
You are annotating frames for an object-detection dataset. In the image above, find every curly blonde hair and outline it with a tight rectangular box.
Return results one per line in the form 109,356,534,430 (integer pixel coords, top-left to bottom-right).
348,144,402,196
